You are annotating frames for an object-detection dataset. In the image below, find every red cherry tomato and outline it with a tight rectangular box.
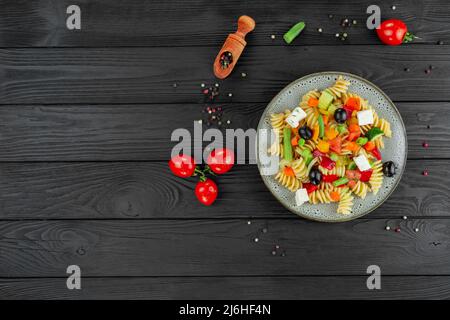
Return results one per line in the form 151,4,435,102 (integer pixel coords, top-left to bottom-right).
195,179,218,206
303,183,318,194
206,148,235,174
359,169,373,182
168,154,196,178
376,19,409,46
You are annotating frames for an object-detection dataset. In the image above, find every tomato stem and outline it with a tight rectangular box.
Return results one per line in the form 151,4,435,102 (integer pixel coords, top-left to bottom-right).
403,32,418,43
194,165,215,182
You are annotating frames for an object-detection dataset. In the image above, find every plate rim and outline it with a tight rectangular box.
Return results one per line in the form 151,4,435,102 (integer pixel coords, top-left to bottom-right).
256,71,408,223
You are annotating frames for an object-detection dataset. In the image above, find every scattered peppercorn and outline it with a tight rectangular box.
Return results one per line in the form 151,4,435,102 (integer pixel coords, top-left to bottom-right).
423,170,429,176
423,142,429,148
414,228,419,232
262,228,268,233
219,51,233,69
438,40,444,45
271,250,277,255
328,14,334,19
395,227,401,232
254,238,259,243
404,67,410,72
385,226,391,231
429,65,435,70
172,83,177,88
318,28,323,33
391,5,396,10
425,69,431,74
403,216,408,220
335,33,340,38
352,20,357,25
270,34,276,39
241,72,247,78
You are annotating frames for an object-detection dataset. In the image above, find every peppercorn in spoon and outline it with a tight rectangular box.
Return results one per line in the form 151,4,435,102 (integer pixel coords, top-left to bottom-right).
213,15,255,79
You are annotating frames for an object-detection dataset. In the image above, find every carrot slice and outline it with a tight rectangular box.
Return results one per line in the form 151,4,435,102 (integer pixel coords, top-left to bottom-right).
291,135,299,147
344,141,359,152
284,166,295,177
330,191,341,202
308,97,319,107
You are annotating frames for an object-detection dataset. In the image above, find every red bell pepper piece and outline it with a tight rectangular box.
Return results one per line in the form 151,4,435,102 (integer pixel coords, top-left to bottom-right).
313,149,325,158
303,183,318,194
343,106,353,119
371,148,382,161
322,174,339,183
359,169,373,182
320,156,336,170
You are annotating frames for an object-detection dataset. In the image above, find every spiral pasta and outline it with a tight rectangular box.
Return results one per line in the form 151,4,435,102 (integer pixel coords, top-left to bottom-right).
291,158,308,179
327,76,350,99
299,90,321,109
302,106,319,129
275,170,302,192
318,165,346,177
337,188,354,215
309,189,333,204
369,160,383,195
351,181,370,199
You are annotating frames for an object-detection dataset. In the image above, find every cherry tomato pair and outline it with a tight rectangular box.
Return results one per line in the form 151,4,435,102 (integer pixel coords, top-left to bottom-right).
168,148,235,206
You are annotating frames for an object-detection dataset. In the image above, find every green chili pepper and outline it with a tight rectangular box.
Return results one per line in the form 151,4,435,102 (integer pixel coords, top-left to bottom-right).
333,177,349,187
283,21,306,44
318,116,325,138
347,162,357,170
356,137,368,146
283,127,293,162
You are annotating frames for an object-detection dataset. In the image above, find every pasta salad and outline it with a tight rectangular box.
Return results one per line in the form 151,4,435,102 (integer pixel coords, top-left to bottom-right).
268,76,396,215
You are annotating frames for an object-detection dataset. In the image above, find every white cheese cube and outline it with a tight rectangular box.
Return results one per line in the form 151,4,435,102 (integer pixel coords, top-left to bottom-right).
354,154,372,172
357,110,374,126
285,107,307,128
295,188,309,206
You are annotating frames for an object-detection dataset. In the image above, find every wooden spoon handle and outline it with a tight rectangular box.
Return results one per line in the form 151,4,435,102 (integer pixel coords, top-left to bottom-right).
235,15,256,40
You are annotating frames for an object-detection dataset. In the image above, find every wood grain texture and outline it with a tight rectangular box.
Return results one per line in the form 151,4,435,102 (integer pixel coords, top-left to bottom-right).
0,102,446,161
1,46,450,104
2,276,450,300
1,0,449,47
0,160,448,219
1,218,449,277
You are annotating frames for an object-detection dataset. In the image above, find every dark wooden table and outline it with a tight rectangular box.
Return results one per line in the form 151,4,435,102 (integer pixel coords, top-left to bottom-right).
1,0,450,300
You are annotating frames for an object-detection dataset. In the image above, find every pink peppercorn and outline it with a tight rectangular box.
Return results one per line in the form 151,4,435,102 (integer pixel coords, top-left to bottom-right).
423,170,429,176
423,142,429,148
395,227,401,233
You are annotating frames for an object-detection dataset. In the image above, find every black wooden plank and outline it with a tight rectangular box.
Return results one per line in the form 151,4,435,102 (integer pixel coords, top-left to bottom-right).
0,218,449,277
1,276,450,299
1,46,450,104
1,0,448,47
0,160,447,219
0,102,445,161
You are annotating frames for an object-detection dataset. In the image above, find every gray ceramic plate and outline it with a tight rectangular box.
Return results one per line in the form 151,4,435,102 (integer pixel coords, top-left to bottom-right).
256,72,407,222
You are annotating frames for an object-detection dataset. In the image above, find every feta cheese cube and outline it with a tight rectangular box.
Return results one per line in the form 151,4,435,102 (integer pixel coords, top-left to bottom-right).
295,188,309,206
285,107,307,128
353,154,372,172
357,110,374,126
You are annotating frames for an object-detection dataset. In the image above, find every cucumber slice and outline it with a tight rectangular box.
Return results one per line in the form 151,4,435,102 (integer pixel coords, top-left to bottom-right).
366,127,384,141
318,90,334,110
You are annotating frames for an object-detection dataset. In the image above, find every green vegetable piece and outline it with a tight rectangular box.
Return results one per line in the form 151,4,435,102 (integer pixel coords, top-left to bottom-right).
318,116,325,138
328,104,338,116
366,127,384,141
300,149,313,165
356,137,368,146
347,162,357,170
283,127,293,162
318,90,334,110
329,152,339,162
283,21,306,44
333,177,349,187
337,124,348,134
298,138,306,146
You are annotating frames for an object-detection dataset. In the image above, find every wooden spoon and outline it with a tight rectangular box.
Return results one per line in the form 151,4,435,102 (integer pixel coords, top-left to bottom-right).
213,15,255,79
